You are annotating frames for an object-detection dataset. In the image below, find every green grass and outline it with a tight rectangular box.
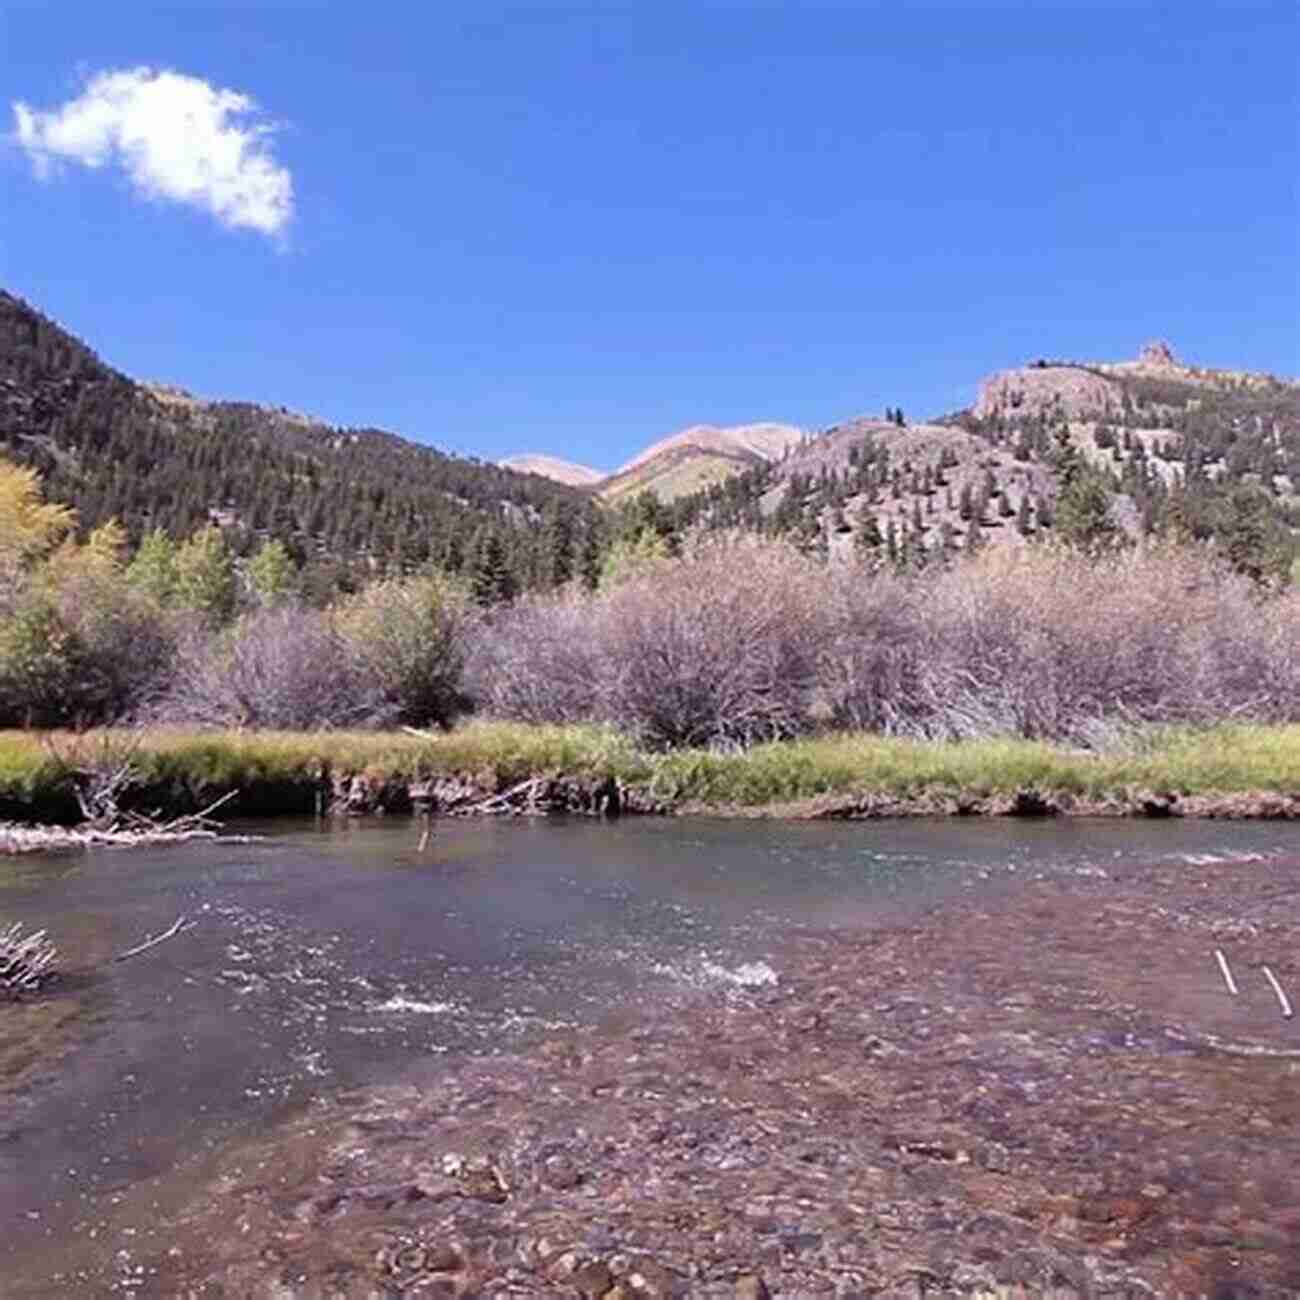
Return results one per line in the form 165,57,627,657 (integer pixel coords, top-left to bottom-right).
1,722,1297,819
646,726,1300,806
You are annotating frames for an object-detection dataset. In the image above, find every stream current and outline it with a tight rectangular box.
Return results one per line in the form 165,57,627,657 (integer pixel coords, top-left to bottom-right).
1,814,1295,1291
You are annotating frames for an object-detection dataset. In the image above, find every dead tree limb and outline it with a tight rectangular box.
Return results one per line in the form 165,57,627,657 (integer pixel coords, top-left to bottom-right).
463,777,545,815
1214,948,1239,996
113,915,196,963
1261,965,1294,1019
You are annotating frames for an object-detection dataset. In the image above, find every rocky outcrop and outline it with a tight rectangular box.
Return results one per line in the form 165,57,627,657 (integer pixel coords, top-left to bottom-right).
1137,338,1179,368
974,363,1124,422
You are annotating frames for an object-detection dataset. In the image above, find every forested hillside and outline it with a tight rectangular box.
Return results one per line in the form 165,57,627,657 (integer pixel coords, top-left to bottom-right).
662,347,1299,583
0,291,606,601
3,292,1295,598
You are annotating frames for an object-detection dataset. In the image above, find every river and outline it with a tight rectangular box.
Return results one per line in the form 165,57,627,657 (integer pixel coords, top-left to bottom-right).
1,815,1295,1293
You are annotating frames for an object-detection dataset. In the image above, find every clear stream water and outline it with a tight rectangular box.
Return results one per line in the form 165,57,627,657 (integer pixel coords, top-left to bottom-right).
1,815,1296,1290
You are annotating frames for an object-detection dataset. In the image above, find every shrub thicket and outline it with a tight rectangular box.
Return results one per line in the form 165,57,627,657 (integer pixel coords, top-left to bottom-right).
3,456,1297,745
158,607,386,731
335,574,473,728
464,592,604,726
470,537,1300,747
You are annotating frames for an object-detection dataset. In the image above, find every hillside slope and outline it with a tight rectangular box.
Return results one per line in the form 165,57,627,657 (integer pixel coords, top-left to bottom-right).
0,290,603,593
668,344,1298,572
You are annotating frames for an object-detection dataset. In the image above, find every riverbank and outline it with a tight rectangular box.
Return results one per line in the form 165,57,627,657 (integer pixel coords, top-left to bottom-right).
33,846,1299,1298
2,723,1299,837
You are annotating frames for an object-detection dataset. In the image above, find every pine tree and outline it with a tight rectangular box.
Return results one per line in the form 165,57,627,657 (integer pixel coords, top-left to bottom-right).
470,528,516,605
1015,494,1033,536
854,504,883,555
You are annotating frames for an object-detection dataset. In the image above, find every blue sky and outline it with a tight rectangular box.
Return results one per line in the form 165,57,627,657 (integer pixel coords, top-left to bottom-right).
3,2,1296,472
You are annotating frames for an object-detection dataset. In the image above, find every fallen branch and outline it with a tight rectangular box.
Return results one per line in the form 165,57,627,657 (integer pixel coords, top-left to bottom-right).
113,915,196,963
1213,948,1239,996
1,922,59,994
162,788,239,832
463,777,546,815
1261,965,1294,1020
1164,1025,1300,1059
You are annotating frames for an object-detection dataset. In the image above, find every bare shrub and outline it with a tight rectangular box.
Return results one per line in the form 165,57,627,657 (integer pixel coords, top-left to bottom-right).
879,543,1300,743
599,537,829,749
467,538,1298,749
1192,580,1300,724
463,591,606,725
158,606,387,730
821,567,931,734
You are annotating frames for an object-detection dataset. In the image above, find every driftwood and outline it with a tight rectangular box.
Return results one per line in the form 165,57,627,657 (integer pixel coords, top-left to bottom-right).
1,923,59,995
1213,948,1239,996
114,915,196,962
38,730,241,843
115,788,239,836
2,911,198,997
462,777,547,816
1261,965,1294,1019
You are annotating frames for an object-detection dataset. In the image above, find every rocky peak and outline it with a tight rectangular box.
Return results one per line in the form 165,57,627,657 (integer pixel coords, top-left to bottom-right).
1137,339,1178,368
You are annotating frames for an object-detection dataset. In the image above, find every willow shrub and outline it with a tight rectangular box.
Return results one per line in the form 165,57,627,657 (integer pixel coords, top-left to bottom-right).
904,544,1300,742
468,537,830,750
158,606,387,731
0,563,173,728
463,591,604,726
599,538,829,749
471,538,1300,749
335,573,474,728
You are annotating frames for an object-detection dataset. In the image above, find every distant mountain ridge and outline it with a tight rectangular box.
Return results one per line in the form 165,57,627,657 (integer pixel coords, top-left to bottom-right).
3,287,1294,590
502,421,805,502
499,453,604,487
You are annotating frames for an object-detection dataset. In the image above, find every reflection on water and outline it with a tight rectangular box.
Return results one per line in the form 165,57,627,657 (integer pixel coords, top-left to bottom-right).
0,814,1296,1286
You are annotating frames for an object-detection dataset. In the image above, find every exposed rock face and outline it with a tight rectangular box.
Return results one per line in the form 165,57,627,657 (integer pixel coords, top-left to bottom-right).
1138,339,1179,368
974,363,1124,422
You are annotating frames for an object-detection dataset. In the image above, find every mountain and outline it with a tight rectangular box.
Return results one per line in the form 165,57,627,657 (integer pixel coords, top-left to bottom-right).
498,453,604,487
0,290,605,599
507,420,805,503
666,343,1298,575
4,289,1293,592
599,423,799,504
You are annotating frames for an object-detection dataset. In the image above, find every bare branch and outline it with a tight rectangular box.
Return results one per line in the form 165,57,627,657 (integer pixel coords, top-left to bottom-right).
113,915,196,963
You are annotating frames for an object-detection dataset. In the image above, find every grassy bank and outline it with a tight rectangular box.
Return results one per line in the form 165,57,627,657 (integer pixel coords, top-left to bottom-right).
2,722,1298,824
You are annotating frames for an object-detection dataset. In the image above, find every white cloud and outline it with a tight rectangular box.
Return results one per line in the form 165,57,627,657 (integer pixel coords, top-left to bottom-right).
12,67,293,238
